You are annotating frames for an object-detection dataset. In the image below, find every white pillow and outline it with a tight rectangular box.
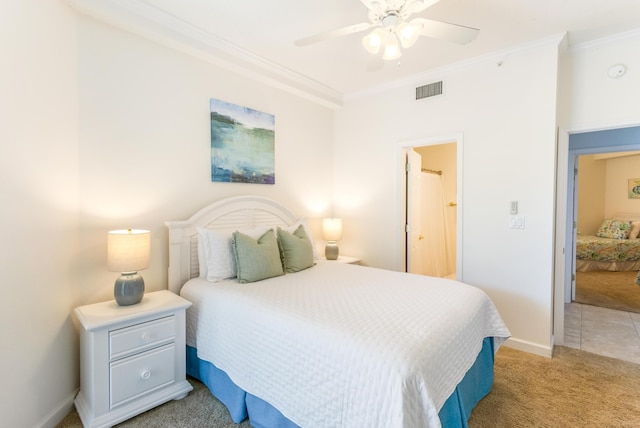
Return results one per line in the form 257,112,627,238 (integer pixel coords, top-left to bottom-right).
197,225,271,282
280,219,319,260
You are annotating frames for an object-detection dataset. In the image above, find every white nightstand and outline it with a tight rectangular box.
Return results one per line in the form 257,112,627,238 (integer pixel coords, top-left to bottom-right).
74,290,193,428
321,256,361,264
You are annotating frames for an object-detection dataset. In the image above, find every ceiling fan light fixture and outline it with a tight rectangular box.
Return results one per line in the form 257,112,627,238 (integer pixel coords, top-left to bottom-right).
382,33,402,60
362,28,385,54
296,0,478,63
397,22,420,48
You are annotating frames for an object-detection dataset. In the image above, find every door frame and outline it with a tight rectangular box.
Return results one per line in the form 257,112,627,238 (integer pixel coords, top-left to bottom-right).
396,133,464,278
555,122,640,346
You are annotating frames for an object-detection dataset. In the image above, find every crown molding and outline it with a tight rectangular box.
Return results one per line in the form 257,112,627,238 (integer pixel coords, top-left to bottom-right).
570,27,640,53
66,0,343,108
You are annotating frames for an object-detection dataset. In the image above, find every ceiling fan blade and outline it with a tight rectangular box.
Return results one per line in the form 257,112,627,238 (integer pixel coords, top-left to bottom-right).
359,0,385,10
295,22,374,47
413,18,479,44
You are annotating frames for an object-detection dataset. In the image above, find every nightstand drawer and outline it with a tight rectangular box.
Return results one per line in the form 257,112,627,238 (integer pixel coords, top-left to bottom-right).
110,316,175,360
110,343,176,408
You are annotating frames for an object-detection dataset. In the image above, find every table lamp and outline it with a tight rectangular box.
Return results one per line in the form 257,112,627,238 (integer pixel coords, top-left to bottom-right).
107,229,150,306
322,218,343,260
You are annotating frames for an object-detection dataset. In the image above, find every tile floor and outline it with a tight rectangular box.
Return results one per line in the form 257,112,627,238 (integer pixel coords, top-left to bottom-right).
564,302,640,364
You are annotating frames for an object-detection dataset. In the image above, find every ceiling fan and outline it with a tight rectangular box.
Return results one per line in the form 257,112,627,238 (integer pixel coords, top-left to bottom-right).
295,0,479,61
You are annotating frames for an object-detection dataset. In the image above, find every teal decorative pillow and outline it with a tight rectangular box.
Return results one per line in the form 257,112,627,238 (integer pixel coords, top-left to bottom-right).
596,219,632,239
277,225,315,273
232,229,284,283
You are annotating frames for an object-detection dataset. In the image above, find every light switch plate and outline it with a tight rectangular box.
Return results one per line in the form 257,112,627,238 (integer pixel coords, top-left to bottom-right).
509,215,525,229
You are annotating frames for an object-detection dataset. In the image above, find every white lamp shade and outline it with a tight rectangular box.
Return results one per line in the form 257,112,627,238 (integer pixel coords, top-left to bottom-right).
322,218,343,242
397,22,421,48
362,28,385,54
107,229,150,273
383,33,402,60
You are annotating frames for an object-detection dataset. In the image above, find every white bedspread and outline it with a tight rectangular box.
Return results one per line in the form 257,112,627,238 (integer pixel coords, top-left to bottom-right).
181,262,510,428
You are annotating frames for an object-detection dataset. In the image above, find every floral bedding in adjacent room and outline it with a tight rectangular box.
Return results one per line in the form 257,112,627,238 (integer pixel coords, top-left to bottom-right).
576,235,640,262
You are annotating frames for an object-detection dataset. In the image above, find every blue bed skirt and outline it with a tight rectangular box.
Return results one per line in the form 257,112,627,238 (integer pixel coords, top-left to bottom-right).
186,337,495,428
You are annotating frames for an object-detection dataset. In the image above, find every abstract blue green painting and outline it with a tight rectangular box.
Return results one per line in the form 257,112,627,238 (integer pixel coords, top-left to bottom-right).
210,98,275,184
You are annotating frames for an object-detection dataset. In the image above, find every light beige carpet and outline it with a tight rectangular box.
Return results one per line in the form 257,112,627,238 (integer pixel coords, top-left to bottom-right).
575,270,640,314
469,346,640,427
57,379,251,428
57,346,640,428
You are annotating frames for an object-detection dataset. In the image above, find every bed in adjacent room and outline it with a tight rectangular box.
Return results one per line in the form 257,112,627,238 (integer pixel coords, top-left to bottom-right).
576,215,640,272
165,195,511,428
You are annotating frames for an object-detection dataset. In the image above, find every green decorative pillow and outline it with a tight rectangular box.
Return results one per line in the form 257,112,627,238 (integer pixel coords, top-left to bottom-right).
277,225,315,273
596,219,632,240
232,229,284,283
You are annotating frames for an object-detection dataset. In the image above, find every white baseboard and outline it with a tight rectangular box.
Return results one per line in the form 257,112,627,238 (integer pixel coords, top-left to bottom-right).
37,388,78,428
502,337,553,358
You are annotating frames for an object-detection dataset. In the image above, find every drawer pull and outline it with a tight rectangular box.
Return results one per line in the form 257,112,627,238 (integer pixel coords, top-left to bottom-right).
109,316,175,360
140,369,151,380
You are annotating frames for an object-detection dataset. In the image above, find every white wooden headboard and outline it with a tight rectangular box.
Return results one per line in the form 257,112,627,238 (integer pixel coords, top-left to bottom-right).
165,195,298,294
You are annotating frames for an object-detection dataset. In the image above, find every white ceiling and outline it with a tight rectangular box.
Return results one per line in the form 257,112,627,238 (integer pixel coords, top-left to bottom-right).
70,0,640,104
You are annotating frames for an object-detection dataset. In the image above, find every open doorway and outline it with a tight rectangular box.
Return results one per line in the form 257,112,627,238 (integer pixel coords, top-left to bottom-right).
573,151,640,313
398,133,463,280
555,124,640,350
407,145,457,278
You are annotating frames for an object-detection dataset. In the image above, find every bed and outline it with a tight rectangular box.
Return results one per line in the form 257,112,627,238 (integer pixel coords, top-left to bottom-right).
576,215,640,272
165,195,511,427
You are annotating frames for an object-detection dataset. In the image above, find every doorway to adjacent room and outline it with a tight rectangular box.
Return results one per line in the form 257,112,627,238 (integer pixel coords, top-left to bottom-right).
555,124,640,354
398,134,463,280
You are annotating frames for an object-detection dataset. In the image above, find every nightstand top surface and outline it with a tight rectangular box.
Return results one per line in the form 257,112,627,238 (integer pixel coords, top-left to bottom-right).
319,255,361,264
75,290,191,330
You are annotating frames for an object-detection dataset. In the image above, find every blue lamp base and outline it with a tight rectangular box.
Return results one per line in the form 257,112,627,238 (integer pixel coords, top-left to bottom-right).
114,272,145,306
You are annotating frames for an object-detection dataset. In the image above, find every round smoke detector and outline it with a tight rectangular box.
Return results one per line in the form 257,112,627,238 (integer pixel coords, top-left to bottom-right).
607,64,626,79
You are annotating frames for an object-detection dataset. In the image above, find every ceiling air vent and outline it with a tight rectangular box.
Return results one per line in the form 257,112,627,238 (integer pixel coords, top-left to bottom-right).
416,81,443,100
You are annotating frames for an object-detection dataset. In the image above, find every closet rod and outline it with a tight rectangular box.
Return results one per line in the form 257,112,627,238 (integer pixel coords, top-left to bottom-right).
421,168,442,175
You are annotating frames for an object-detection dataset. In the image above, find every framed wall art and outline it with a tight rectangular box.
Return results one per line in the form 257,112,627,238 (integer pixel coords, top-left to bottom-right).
210,98,275,184
628,178,640,199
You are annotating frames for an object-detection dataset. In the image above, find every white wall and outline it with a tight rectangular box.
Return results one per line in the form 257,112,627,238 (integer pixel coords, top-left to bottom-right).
74,17,335,307
567,30,640,129
0,1,80,426
334,38,562,355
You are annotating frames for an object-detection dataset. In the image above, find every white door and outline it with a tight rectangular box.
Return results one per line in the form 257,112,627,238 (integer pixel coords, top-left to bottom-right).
407,149,424,274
